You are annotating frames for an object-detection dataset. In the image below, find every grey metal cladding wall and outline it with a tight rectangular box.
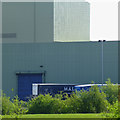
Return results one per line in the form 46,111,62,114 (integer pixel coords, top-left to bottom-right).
2,2,34,43
2,2,54,43
2,42,118,97
103,42,118,83
36,2,54,43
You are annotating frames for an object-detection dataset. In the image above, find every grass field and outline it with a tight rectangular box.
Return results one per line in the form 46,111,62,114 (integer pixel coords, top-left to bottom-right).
2,113,105,119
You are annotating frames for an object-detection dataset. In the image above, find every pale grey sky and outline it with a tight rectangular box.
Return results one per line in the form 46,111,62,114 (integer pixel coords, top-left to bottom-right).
86,0,118,41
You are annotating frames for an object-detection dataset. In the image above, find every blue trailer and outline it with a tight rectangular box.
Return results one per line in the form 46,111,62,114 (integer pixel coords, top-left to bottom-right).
32,83,76,97
32,83,108,98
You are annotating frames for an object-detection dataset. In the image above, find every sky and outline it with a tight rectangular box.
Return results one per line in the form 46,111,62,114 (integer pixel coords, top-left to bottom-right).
86,0,119,41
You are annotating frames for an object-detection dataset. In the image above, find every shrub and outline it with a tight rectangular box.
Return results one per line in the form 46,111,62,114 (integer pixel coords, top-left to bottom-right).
57,93,77,114
63,92,83,113
27,93,72,114
52,93,70,114
27,94,56,114
0,93,28,116
118,85,120,102
102,100,120,118
101,78,118,104
27,92,84,114
12,96,28,115
76,85,109,113
1,93,15,115
50,97,64,114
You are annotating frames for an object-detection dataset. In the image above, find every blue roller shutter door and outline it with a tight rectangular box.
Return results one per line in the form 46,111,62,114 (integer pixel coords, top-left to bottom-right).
18,74,42,100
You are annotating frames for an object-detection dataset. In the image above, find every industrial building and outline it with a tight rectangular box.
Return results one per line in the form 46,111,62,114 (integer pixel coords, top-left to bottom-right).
2,1,90,43
2,1,118,100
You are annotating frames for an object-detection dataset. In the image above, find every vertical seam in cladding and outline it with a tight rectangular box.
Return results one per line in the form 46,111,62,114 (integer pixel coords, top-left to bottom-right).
34,2,36,43
53,1,55,42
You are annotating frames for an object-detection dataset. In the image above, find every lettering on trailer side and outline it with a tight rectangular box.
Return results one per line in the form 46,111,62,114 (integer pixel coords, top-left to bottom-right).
64,87,74,91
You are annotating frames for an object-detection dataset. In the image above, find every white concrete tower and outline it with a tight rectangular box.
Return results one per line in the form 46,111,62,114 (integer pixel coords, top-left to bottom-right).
54,0,90,42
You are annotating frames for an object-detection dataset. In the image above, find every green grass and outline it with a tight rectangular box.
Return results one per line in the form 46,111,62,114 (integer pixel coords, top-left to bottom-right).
2,113,104,118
